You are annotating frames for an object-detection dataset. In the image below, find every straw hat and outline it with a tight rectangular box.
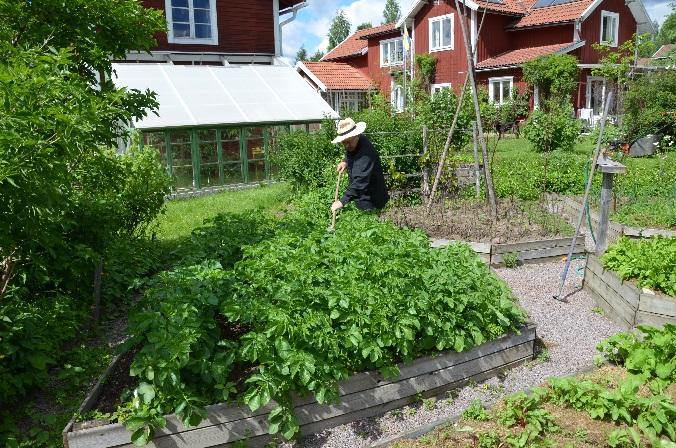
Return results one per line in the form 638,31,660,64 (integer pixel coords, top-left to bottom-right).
331,118,367,144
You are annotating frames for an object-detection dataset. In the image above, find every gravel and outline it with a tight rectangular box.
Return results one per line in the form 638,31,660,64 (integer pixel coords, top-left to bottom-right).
283,258,624,448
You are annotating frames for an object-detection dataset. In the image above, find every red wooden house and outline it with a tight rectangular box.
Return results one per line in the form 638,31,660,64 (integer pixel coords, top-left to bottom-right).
297,0,653,122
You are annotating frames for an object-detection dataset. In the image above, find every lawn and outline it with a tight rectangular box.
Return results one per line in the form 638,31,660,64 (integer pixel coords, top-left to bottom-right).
151,183,290,241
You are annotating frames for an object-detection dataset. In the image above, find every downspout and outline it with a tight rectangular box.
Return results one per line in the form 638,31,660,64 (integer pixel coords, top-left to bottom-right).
278,1,309,57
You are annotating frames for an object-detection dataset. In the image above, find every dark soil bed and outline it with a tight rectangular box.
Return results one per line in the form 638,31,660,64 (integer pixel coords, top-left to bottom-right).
383,198,573,243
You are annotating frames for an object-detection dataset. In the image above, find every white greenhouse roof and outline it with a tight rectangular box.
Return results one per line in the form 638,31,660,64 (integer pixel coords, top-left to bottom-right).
111,63,338,130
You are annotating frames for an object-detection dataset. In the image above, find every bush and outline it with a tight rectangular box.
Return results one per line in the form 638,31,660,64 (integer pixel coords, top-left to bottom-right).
523,103,581,152
624,70,676,143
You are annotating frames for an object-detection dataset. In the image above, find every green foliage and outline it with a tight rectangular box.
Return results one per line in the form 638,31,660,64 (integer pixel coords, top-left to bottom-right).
383,0,401,24
356,22,373,31
503,252,519,268
270,123,341,191
499,390,559,448
118,191,526,442
613,197,676,230
597,324,676,382
295,46,308,63
414,54,438,91
328,10,351,51
523,103,581,153
602,237,676,296
607,428,642,448
478,431,501,448
522,54,579,107
656,3,676,45
592,35,654,87
463,399,491,421
624,70,676,143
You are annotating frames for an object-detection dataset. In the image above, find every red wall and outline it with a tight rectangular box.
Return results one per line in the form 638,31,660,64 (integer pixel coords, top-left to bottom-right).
510,24,575,47
143,0,276,54
351,54,370,78
366,35,404,98
579,0,637,63
476,14,513,61
414,0,469,92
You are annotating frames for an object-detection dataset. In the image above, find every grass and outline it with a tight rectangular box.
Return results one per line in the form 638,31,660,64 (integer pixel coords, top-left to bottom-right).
152,183,291,241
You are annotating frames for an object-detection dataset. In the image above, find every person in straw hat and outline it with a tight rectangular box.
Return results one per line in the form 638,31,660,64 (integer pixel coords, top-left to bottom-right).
331,118,389,213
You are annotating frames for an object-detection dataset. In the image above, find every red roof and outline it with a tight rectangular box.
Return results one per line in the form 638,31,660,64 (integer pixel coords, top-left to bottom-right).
474,0,527,15
299,62,374,90
654,44,674,58
323,23,398,61
476,41,582,69
511,0,594,28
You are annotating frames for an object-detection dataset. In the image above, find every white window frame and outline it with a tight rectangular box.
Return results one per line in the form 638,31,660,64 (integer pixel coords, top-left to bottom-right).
585,76,607,109
431,83,452,95
165,0,219,45
429,14,454,53
380,37,404,68
600,10,619,47
488,76,513,105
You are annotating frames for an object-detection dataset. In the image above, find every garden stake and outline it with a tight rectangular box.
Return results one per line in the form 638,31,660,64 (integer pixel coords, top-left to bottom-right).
329,170,344,233
553,91,614,303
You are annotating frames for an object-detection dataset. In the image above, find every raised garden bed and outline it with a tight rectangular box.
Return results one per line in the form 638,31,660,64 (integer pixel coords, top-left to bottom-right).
432,237,585,267
583,254,676,328
63,324,537,448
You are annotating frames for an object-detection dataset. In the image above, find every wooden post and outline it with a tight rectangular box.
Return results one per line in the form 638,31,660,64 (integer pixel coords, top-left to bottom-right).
472,121,481,198
454,0,497,219
422,126,430,200
595,156,627,256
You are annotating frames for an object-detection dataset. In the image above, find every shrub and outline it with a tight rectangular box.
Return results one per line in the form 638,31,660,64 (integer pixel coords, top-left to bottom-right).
522,54,579,106
523,103,581,152
624,70,676,143
602,236,676,296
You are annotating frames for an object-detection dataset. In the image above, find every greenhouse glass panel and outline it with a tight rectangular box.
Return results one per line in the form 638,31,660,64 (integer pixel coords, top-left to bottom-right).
248,160,266,183
170,130,194,189
268,126,288,180
224,162,244,184
143,132,167,166
246,128,265,160
220,129,241,162
198,129,220,187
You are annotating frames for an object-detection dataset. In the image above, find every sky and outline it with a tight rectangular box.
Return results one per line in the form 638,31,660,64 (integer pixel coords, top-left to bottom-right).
281,0,672,60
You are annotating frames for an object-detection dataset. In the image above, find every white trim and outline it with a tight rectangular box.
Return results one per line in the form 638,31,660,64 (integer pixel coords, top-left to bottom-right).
391,80,405,112
533,86,540,110
295,61,328,92
380,37,405,67
471,9,478,64
429,14,454,53
488,76,513,105
600,10,619,47
585,75,606,110
397,0,478,28
165,0,218,45
273,0,281,57
431,83,452,95
580,0,603,21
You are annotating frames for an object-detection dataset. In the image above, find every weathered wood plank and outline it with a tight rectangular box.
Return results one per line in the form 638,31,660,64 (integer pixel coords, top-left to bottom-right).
106,344,534,448
585,256,640,306
637,293,676,319
635,311,676,328
586,280,633,329
67,328,535,448
491,244,584,265
584,270,636,326
493,237,581,254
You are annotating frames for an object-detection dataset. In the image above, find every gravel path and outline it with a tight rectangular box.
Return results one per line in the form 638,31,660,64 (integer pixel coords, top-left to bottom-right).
283,258,623,448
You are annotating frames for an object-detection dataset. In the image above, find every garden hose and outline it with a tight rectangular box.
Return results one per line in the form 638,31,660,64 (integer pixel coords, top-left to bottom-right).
583,160,597,245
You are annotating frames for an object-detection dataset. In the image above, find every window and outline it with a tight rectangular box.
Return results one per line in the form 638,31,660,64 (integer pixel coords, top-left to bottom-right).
431,83,452,95
381,38,404,67
600,11,619,47
429,14,453,52
391,83,404,112
488,77,513,104
165,0,218,45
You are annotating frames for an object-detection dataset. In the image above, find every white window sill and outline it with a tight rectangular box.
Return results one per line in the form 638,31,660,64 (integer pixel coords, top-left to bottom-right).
600,40,618,48
430,46,453,53
381,62,404,68
168,37,219,46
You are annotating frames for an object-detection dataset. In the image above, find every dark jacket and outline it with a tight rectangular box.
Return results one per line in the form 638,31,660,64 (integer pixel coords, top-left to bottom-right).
340,135,389,210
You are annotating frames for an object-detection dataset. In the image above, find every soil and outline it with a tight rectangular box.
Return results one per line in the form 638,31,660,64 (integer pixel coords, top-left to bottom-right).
383,198,573,243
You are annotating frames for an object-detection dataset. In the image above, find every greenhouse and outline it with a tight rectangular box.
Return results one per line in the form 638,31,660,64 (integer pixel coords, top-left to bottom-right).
112,63,338,190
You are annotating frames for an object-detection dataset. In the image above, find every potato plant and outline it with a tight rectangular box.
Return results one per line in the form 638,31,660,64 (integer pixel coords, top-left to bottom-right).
120,193,526,445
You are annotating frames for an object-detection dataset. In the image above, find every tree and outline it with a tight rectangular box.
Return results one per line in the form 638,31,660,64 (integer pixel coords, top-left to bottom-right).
295,45,308,63
657,3,676,45
328,10,351,51
357,22,373,31
383,0,401,24
310,50,325,61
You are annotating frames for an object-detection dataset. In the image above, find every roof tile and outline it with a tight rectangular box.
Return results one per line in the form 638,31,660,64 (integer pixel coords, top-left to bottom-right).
300,62,374,90
322,23,398,61
511,0,594,28
476,42,579,69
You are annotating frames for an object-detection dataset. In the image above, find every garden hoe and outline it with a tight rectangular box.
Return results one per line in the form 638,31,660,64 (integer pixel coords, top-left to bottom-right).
328,170,344,233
